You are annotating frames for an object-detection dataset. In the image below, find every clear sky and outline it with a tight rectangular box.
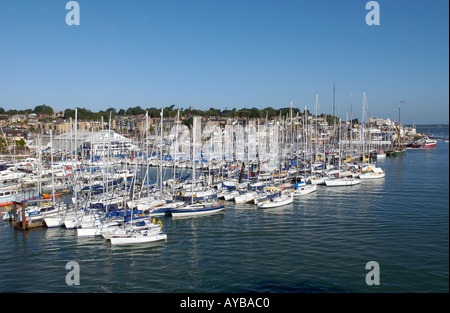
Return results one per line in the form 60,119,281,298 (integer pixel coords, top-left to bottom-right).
0,0,448,124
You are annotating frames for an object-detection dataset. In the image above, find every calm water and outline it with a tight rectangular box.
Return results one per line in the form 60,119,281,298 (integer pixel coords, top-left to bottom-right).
0,134,448,293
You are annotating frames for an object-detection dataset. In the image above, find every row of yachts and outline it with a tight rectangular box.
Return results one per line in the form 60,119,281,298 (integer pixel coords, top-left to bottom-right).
1,157,385,246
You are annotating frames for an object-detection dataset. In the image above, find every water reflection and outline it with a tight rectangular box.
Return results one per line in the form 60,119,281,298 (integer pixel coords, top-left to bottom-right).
0,142,448,292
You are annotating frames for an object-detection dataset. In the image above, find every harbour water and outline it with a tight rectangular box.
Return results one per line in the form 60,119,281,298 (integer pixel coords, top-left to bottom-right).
0,129,448,293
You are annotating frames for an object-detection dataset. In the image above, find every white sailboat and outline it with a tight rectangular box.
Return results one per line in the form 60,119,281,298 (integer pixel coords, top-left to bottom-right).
308,175,326,185
234,190,258,204
257,191,293,208
103,218,162,240
169,116,225,218
110,229,167,245
359,166,385,179
43,208,73,228
325,177,361,186
325,118,361,187
170,201,225,217
219,189,240,201
293,183,317,196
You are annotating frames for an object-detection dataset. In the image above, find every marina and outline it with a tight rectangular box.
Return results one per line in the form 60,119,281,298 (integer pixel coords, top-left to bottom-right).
0,124,448,293
1,104,422,231
0,0,448,297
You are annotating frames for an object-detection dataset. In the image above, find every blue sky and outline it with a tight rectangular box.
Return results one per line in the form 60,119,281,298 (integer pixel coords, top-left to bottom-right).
0,0,448,124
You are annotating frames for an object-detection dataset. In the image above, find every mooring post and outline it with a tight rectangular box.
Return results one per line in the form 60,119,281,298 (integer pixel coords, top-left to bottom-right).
12,202,18,228
21,202,26,230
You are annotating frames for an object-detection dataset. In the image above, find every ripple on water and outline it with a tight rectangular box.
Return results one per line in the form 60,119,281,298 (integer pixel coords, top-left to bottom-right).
0,144,448,292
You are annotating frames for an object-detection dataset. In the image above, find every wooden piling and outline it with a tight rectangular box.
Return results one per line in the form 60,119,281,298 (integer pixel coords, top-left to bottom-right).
13,201,44,230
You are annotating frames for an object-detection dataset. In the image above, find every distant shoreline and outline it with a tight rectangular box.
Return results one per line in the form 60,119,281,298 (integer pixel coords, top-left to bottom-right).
407,124,449,128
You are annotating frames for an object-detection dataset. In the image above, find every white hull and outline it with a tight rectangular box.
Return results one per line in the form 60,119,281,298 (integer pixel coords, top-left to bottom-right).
234,192,257,204
64,212,102,229
359,172,385,179
102,222,161,240
170,205,225,217
77,220,122,237
44,216,65,228
63,218,79,229
257,196,293,208
359,166,385,180
110,233,167,245
77,226,102,237
309,177,326,185
293,184,317,196
223,191,240,201
28,206,71,222
325,178,362,187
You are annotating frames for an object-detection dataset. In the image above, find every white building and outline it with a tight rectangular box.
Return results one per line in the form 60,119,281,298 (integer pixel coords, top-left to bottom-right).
51,130,137,157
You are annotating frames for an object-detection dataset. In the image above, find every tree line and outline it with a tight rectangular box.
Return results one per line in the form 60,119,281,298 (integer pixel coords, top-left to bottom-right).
0,104,54,116
0,104,358,125
62,105,309,120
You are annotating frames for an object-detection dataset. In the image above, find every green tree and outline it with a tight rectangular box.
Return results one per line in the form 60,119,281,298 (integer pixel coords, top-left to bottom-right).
261,107,277,119
126,106,146,115
148,108,161,118
64,109,75,119
182,117,193,128
15,138,26,147
34,104,54,115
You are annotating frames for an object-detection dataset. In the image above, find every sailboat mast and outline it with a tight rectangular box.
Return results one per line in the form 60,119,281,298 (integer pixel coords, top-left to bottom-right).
362,90,366,162
315,93,318,163
50,129,56,205
338,118,341,178
191,116,197,203
145,110,149,196
350,91,353,154
332,84,336,146
160,108,163,192
173,110,179,197
399,102,402,149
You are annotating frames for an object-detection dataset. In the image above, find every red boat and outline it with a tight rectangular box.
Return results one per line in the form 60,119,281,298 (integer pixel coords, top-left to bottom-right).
423,139,437,148
412,137,437,148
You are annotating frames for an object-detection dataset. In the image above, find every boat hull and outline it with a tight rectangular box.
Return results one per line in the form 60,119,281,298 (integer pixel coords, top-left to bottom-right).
170,205,225,217
257,196,293,208
44,216,65,228
293,184,317,196
77,226,102,237
234,192,256,204
359,173,385,180
110,233,167,245
325,178,362,187
308,177,326,185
